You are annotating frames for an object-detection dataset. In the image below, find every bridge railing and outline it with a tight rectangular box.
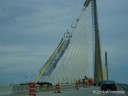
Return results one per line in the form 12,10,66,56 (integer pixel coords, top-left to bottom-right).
11,84,76,94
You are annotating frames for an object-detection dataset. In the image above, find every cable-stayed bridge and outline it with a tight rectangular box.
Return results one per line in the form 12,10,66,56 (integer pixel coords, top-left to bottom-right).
9,0,128,96
35,0,103,84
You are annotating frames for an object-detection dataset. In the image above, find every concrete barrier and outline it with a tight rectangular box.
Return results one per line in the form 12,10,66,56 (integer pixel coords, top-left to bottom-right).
60,84,74,90
117,83,128,91
12,85,29,94
0,85,12,95
11,84,75,94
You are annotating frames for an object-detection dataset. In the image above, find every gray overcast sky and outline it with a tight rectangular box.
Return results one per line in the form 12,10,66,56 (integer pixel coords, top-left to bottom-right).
0,0,128,85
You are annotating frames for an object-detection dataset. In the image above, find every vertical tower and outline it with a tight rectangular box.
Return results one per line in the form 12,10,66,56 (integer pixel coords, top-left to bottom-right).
83,0,103,82
91,0,103,82
105,51,108,80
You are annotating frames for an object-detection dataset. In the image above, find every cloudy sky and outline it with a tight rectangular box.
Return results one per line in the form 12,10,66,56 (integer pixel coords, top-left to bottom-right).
0,0,128,85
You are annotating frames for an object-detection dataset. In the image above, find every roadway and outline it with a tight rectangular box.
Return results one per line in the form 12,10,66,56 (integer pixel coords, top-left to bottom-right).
10,84,128,96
